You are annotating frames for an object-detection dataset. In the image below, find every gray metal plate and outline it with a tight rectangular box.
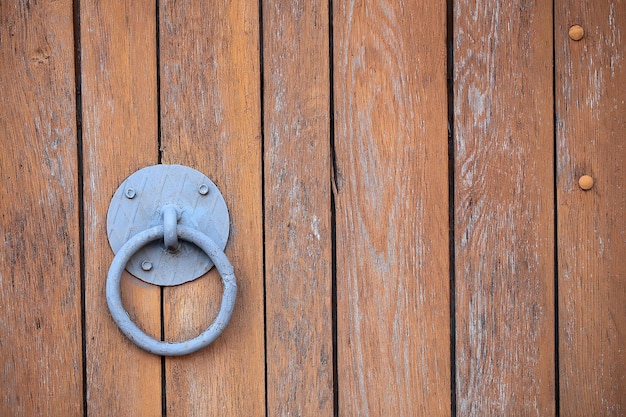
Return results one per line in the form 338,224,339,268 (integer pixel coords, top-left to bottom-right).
106,164,229,286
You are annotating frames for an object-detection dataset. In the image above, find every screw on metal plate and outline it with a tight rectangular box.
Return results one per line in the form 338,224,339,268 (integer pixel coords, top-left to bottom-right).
141,260,153,271
105,164,236,356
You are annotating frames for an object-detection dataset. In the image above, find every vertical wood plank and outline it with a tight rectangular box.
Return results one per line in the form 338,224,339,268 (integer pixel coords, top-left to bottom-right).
556,1,626,414
263,1,333,415
333,1,451,415
81,1,162,415
453,0,555,415
0,1,82,415
159,1,264,415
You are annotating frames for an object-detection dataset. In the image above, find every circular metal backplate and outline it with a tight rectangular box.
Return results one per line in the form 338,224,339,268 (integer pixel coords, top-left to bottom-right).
106,164,230,286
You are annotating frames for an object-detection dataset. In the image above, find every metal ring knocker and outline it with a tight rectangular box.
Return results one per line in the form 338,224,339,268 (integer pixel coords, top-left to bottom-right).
105,165,236,356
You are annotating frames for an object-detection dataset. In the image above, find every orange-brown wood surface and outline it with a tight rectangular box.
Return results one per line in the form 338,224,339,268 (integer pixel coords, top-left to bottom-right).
453,0,556,415
0,0,83,415
263,0,334,415
80,0,162,415
159,1,265,415
3,0,626,415
333,1,451,415
556,1,626,414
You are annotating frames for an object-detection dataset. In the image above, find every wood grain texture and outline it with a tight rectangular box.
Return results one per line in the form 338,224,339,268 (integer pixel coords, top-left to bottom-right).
263,0,333,415
453,0,555,415
556,1,626,414
159,1,264,415
0,1,82,415
80,1,162,415
333,1,450,415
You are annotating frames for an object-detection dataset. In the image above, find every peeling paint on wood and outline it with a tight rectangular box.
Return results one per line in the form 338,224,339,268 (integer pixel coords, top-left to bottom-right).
0,0,83,415
556,0,626,414
334,1,450,415
264,0,334,415
454,0,556,415
80,0,162,415
2,0,625,415
159,0,265,415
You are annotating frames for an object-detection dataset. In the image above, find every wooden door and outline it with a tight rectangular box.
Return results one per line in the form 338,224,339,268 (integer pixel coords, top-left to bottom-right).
1,0,624,416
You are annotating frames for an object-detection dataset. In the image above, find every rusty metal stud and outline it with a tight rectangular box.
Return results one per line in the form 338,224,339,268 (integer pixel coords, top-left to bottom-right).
569,25,584,41
579,175,594,190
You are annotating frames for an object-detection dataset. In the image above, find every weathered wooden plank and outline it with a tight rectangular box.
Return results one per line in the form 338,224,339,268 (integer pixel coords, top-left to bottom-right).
556,1,626,414
333,1,451,415
80,0,162,415
159,1,264,415
0,1,83,415
453,0,555,415
263,1,333,415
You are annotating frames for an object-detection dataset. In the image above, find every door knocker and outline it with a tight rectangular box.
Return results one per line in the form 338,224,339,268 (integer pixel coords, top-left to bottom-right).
105,164,236,356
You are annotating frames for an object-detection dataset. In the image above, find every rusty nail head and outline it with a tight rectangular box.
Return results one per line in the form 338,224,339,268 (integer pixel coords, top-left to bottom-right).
579,175,594,190
569,25,584,41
